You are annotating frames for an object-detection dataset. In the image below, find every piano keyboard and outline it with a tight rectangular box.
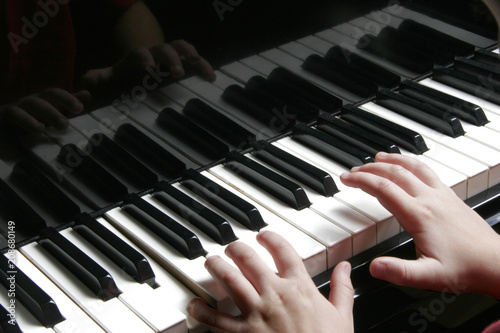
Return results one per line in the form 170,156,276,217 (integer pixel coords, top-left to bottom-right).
1,4,500,332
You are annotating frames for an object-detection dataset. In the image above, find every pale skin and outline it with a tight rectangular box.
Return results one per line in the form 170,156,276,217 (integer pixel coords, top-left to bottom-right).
0,1,215,135
188,153,500,332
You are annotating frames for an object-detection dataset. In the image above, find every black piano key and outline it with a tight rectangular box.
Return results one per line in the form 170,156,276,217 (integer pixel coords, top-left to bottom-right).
399,79,489,126
0,256,65,327
454,57,500,82
181,169,267,231
473,49,500,69
114,123,186,179
225,151,311,210
0,302,22,332
73,213,156,287
302,54,378,98
153,182,238,245
57,144,129,203
316,114,401,156
245,76,319,123
292,123,374,169
375,26,451,66
340,105,429,155
156,107,230,161
122,194,206,260
267,67,343,113
376,89,465,138
252,140,339,197
86,133,158,189
11,160,81,222
38,227,122,301
324,46,401,89
221,84,295,133
398,19,475,57
390,26,455,66
183,98,256,149
433,66,500,105
359,33,433,75
0,179,46,240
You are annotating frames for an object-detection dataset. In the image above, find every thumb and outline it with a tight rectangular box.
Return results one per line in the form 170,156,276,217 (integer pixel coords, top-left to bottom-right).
329,261,354,317
81,68,114,89
370,256,442,289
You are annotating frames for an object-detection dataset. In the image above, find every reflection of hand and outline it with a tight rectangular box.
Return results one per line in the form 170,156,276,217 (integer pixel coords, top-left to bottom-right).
341,153,500,298
188,230,354,333
81,40,216,89
0,89,90,134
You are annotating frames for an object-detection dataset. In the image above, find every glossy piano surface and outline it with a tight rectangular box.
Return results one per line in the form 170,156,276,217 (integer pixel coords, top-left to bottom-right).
1,1,500,332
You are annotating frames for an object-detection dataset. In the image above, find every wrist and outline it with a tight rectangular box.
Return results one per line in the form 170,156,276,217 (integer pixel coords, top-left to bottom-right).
470,232,500,299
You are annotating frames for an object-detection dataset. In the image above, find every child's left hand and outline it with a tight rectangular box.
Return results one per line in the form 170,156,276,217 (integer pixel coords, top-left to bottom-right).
187,230,354,333
81,39,216,90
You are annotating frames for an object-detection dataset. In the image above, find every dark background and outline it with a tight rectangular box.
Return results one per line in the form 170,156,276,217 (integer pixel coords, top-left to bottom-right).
142,0,497,68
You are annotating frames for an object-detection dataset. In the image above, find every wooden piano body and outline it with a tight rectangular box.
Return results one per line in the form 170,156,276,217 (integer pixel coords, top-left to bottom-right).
1,0,500,332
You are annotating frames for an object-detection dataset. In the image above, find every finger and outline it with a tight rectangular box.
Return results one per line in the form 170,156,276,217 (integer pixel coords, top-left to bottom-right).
169,40,216,81
17,97,68,129
73,90,92,105
204,255,260,312
40,88,85,115
1,105,45,133
340,169,416,216
375,152,444,189
348,161,429,197
149,43,185,77
81,68,114,88
187,298,242,332
370,256,442,290
257,230,308,279
224,240,278,295
329,262,354,318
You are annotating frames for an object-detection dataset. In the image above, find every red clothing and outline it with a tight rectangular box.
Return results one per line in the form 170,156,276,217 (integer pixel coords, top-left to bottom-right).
484,320,500,333
0,0,137,104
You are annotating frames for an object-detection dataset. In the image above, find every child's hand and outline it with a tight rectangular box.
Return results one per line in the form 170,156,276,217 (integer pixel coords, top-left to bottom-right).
0,89,90,134
81,40,216,90
188,230,354,333
341,153,500,298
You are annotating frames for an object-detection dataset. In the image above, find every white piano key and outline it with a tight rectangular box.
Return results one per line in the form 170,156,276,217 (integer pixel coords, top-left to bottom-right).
360,102,500,187
93,218,207,333
20,243,155,333
418,78,500,133
8,251,104,333
259,47,359,102
194,170,328,276
161,76,274,140
279,41,318,61
0,283,55,333
60,229,187,333
239,55,277,76
274,137,399,240
102,207,235,314
89,105,202,167
296,35,332,55
208,164,353,268
244,154,377,255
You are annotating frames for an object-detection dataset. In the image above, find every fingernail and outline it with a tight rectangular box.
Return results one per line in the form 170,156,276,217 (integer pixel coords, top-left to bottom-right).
56,117,69,129
351,166,360,172
171,65,184,77
187,298,200,313
376,152,387,159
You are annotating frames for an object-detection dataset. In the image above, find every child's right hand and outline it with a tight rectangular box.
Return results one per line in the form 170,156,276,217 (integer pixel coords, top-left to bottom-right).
0,88,90,135
341,153,500,299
